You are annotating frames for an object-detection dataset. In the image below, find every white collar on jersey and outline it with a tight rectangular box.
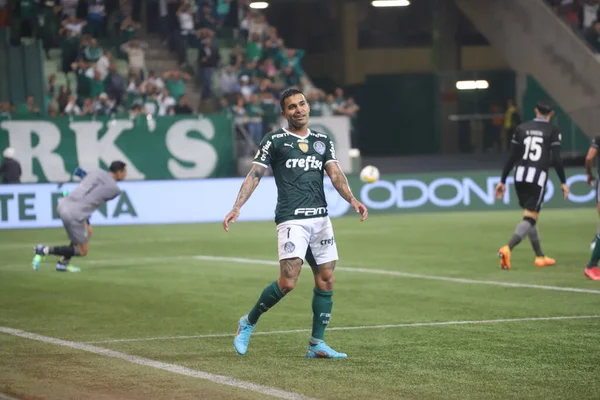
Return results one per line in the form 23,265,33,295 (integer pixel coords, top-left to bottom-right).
533,118,548,122
283,127,311,139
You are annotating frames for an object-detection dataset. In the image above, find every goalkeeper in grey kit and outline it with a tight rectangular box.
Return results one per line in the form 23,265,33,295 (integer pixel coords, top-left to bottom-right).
32,161,127,272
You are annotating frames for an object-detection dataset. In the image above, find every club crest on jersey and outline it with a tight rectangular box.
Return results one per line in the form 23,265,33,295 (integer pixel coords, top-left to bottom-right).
313,141,326,155
284,241,295,253
297,139,309,153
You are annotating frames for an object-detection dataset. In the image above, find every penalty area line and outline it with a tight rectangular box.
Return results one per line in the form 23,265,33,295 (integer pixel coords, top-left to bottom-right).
84,315,600,344
0,326,316,400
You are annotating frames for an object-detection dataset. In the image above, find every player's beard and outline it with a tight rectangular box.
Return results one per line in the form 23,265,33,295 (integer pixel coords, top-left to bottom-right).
288,114,308,130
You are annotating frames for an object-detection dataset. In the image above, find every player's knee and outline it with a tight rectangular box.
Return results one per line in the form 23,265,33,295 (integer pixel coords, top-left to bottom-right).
77,245,89,257
316,264,335,291
277,277,296,294
316,275,334,291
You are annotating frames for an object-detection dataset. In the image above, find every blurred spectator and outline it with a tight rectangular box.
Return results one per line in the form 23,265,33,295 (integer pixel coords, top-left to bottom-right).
96,51,112,79
339,97,361,147
60,29,80,75
45,74,57,111
176,1,195,66
277,48,305,76
158,90,176,116
0,147,21,184
83,38,102,62
248,13,267,38
221,65,239,95
163,70,191,101
198,35,220,99
146,71,165,91
246,33,263,62
17,96,40,116
174,95,193,114
229,45,244,68
0,102,13,119
48,102,59,117
121,40,148,79
38,1,62,58
16,0,37,38
64,95,82,116
199,4,217,30
246,94,264,145
308,89,325,117
81,98,96,116
95,92,115,116
239,75,253,101
61,0,79,19
62,15,86,37
120,15,140,46
585,20,600,52
106,64,126,105
57,86,71,113
333,87,345,109
216,0,233,27
87,0,106,38
503,99,521,151
89,70,107,98
72,60,91,103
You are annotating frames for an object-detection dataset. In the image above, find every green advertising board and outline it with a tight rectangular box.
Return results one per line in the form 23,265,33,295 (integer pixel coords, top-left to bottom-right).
0,115,235,183
341,168,595,215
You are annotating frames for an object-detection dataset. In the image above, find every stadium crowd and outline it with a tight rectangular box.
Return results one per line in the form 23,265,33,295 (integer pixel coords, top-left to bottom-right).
546,0,600,52
0,0,360,149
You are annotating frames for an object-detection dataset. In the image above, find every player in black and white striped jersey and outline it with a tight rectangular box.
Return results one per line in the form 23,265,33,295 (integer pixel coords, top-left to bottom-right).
494,101,570,270
583,136,600,280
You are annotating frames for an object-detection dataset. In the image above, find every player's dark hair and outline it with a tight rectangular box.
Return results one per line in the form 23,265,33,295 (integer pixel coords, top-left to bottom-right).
535,100,553,116
280,88,305,110
109,161,127,173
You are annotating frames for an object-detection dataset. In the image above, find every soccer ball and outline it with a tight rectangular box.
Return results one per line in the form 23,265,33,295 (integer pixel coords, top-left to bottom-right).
360,165,380,183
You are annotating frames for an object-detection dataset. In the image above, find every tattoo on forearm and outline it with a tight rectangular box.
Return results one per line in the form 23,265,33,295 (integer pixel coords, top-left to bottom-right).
233,167,264,209
329,167,355,203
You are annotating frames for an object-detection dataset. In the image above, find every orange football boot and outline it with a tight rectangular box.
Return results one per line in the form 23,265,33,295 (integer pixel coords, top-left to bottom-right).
584,266,600,281
498,245,511,270
534,256,556,268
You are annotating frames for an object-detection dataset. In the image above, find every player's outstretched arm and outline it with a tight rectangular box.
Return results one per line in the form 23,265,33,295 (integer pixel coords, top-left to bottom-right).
223,164,267,231
325,162,368,221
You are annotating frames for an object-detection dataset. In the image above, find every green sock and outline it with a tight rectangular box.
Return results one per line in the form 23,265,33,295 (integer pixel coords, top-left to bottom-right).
247,281,285,325
311,288,333,344
588,235,600,268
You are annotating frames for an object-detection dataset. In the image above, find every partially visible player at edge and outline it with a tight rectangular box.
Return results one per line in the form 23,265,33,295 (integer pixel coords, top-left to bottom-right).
222,88,368,359
583,136,600,280
32,161,127,272
495,101,569,270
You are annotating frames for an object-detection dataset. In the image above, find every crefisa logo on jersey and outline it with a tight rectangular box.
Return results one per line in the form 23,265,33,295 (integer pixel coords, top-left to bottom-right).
313,141,326,155
297,139,309,153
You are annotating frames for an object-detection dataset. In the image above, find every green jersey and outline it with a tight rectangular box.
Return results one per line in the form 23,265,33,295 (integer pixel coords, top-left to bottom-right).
253,128,338,224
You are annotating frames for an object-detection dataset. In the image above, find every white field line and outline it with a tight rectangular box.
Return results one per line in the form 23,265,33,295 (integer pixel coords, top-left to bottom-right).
0,393,20,400
193,255,600,295
0,326,316,400
11,253,600,295
0,228,385,250
85,315,600,344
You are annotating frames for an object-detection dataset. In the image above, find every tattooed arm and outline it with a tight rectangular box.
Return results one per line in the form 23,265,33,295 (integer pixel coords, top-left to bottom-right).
325,162,368,221
223,164,266,231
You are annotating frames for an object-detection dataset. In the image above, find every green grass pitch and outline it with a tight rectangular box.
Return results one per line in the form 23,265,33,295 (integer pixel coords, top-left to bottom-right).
1,209,599,399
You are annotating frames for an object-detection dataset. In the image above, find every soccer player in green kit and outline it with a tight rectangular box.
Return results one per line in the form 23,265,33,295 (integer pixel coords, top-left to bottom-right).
223,88,368,358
